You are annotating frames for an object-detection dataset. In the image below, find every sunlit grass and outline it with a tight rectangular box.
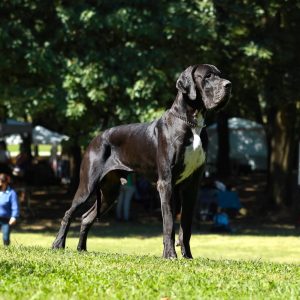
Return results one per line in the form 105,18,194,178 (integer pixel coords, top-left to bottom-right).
7,144,61,156
10,223,300,264
1,223,300,299
1,243,300,300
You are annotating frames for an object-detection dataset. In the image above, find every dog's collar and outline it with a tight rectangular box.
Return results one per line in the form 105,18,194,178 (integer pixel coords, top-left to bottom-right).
168,109,206,129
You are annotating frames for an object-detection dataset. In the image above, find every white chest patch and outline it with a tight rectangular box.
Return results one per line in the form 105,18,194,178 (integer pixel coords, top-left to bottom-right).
176,118,206,185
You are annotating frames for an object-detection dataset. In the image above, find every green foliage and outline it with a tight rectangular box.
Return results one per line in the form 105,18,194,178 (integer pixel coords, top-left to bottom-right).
0,0,219,132
0,0,299,171
1,0,299,126
242,41,273,60
213,0,300,123
0,0,66,128
54,0,219,129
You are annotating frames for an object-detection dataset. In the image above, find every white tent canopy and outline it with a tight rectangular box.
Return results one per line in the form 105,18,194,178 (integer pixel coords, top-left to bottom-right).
32,126,69,145
206,117,268,171
5,125,69,145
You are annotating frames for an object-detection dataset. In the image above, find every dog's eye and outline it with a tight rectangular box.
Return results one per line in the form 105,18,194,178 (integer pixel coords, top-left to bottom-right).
205,73,213,79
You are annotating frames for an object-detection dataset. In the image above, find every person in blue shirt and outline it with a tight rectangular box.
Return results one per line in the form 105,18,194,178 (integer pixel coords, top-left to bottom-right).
0,173,20,246
211,205,233,233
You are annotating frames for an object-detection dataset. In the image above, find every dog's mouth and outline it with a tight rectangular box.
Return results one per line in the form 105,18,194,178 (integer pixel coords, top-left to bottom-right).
215,95,230,111
205,90,230,111
213,81,231,109
201,78,231,111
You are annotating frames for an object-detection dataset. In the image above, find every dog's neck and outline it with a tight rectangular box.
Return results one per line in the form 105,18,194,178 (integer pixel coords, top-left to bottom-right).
169,92,206,128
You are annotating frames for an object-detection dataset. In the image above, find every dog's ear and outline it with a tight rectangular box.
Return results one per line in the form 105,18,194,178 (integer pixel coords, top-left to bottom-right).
176,66,197,100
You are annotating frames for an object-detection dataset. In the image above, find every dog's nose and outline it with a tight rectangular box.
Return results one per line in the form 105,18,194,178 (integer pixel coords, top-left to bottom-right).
223,80,231,90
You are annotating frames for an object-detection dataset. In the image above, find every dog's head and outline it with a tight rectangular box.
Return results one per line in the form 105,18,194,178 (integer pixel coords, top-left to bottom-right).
176,64,231,111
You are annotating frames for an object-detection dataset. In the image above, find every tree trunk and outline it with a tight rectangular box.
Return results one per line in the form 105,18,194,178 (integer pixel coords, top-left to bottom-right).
217,112,231,177
267,103,296,208
69,141,82,194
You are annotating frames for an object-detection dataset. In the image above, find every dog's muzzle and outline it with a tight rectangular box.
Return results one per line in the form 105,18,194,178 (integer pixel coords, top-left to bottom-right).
223,80,232,94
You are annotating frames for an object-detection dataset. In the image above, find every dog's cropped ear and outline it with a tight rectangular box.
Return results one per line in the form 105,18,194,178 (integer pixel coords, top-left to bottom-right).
176,66,197,100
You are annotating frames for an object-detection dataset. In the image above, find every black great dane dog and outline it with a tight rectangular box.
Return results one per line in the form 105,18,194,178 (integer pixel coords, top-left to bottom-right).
52,64,231,259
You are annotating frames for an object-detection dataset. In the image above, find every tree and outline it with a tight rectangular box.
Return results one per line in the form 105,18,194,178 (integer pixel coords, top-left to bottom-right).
1,0,299,211
0,0,65,122
212,0,300,209
1,0,218,186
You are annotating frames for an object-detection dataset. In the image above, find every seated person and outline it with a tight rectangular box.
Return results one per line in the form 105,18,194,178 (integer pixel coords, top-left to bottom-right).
0,141,11,175
211,206,233,233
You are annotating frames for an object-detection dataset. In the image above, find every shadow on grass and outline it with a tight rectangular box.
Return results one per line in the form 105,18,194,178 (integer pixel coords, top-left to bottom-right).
15,219,300,239
15,220,164,238
196,222,300,237
233,225,300,237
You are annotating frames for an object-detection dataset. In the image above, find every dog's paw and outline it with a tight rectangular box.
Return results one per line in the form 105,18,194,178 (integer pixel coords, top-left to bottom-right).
77,245,87,252
163,249,178,259
163,254,178,260
181,249,193,259
52,240,65,250
52,244,65,250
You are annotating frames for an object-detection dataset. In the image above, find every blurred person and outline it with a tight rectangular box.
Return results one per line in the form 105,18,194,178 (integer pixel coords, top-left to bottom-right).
0,141,11,175
116,173,136,221
0,173,20,245
49,145,58,177
135,175,157,212
211,206,233,233
214,179,227,192
13,143,31,178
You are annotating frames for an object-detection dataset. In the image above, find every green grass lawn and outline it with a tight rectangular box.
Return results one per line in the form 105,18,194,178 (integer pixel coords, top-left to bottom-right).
7,144,61,156
1,223,300,299
8,144,51,153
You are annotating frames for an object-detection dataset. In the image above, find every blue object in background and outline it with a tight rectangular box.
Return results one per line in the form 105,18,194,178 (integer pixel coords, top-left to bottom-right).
217,191,242,210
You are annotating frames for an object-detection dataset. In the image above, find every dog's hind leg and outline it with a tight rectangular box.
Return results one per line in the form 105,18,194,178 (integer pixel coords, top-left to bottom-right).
76,171,122,251
52,180,98,249
77,189,101,251
52,141,105,249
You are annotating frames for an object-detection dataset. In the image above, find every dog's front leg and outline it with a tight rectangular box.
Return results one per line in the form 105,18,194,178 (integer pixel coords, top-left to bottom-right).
178,170,202,259
157,178,177,259
178,193,196,259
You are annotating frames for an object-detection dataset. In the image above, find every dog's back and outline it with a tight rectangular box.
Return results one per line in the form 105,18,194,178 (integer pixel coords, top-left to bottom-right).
85,119,160,181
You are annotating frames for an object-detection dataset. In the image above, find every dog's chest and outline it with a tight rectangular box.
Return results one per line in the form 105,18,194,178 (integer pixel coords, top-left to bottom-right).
176,127,206,185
